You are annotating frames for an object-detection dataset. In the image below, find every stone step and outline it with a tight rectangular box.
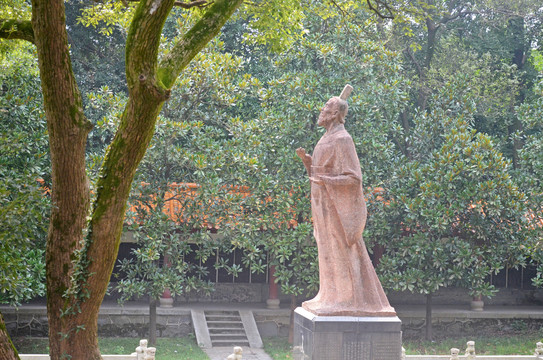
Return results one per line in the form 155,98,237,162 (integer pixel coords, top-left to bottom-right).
192,309,263,349
206,315,242,321
209,328,246,333
211,339,251,347
207,319,241,324
207,320,241,324
205,311,239,316
209,332,246,337
210,333,248,338
207,320,243,326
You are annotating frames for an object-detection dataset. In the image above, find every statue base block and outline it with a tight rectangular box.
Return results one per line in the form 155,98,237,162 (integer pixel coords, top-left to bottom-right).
293,307,402,360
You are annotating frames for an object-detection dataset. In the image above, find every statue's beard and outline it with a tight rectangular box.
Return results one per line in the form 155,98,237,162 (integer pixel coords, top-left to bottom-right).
318,114,331,127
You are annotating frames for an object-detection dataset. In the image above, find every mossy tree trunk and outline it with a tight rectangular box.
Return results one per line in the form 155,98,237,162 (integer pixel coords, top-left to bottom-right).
31,0,93,358
24,0,244,359
0,313,19,360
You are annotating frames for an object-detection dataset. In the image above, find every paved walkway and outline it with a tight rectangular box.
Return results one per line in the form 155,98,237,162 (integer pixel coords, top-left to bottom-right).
204,346,273,360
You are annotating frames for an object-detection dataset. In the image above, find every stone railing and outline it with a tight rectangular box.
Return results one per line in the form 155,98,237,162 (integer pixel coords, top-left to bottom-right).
20,339,156,360
403,341,543,360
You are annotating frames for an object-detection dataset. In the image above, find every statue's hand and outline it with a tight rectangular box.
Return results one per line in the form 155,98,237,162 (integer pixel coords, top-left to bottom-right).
296,147,312,163
296,147,306,159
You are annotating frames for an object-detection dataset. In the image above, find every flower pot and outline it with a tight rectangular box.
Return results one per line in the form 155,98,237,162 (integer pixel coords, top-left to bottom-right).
470,296,484,311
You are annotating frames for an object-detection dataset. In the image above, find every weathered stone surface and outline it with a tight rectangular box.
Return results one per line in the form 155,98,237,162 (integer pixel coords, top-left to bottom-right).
293,307,402,360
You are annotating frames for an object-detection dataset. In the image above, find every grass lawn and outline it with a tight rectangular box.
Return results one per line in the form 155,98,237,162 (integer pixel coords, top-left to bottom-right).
262,333,543,359
13,337,208,360
263,337,293,359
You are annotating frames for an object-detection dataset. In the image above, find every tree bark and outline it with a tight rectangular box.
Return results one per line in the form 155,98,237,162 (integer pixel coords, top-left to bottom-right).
288,294,297,344
31,0,93,359
416,18,438,111
149,299,158,346
0,312,19,360
425,293,432,341
372,244,385,267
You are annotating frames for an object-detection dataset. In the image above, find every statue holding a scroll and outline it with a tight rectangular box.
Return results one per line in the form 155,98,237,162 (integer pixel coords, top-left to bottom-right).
296,86,396,317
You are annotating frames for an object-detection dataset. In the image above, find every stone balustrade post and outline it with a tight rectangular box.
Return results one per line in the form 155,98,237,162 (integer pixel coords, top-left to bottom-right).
465,341,476,360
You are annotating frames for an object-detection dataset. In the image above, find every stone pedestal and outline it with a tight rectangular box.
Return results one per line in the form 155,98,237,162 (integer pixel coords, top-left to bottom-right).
293,307,402,360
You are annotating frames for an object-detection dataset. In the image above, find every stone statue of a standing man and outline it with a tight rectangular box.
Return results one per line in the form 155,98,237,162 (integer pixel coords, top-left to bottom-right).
296,85,396,317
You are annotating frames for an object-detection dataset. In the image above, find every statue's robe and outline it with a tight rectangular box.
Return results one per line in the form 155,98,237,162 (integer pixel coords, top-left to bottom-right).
302,125,396,316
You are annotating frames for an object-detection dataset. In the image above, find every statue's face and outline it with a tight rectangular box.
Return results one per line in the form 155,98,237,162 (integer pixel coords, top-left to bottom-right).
318,98,339,128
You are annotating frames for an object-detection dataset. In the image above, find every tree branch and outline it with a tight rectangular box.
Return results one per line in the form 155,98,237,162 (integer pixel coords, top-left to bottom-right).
329,0,348,18
0,19,34,44
175,0,209,8
403,46,422,77
440,5,470,25
123,0,209,9
366,0,395,19
158,0,244,88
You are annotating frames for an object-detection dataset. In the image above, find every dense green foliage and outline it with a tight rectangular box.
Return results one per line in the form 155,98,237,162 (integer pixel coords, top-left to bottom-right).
0,42,48,305
367,0,542,302
375,77,527,298
516,77,543,287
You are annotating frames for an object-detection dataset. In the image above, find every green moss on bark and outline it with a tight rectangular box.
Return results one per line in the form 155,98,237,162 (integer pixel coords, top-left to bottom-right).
125,3,146,86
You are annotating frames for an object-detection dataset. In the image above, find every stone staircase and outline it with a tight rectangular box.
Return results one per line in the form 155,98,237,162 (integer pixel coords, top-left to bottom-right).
191,309,263,349
206,310,249,347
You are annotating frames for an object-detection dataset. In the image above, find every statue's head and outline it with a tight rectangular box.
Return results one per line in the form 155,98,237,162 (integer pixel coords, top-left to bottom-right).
318,96,348,128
